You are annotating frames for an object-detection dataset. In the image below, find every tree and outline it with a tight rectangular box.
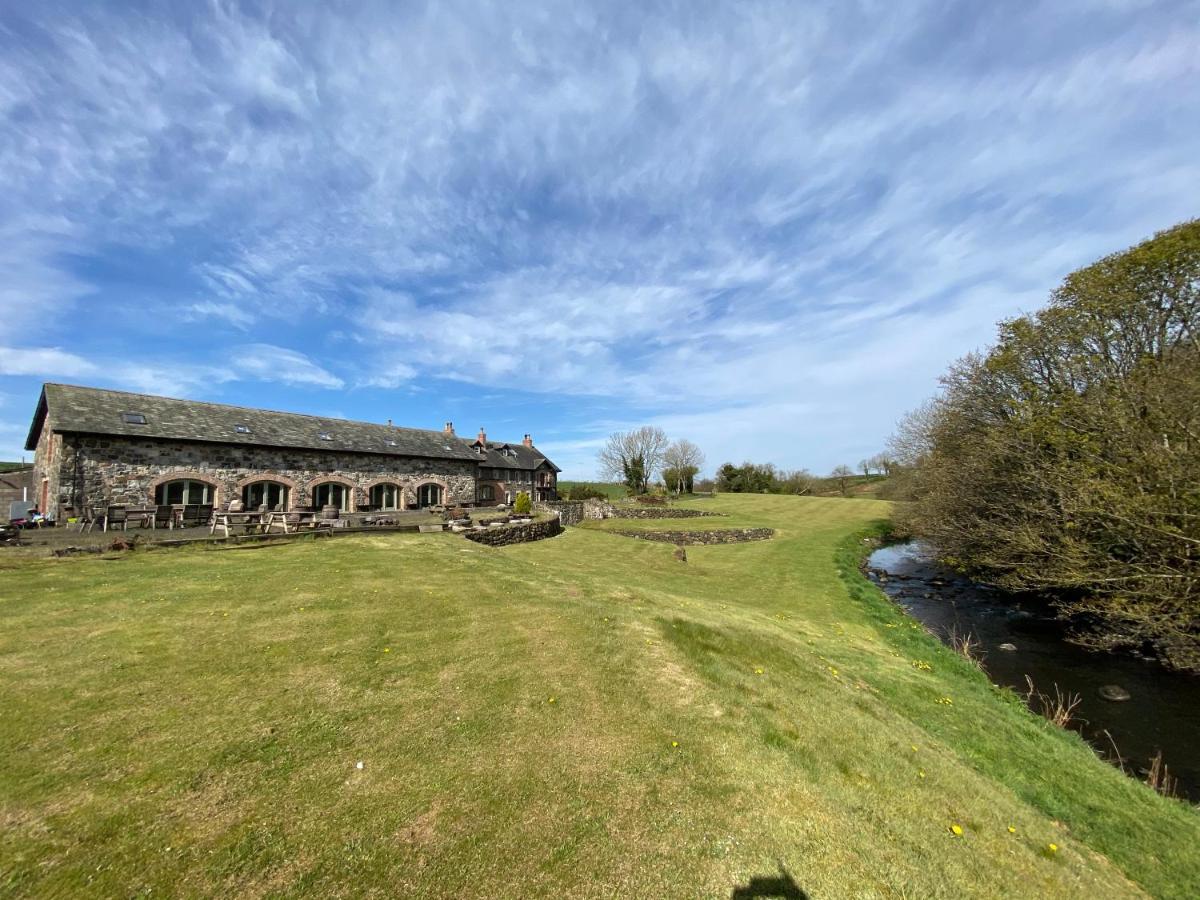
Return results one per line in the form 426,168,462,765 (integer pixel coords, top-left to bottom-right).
894,219,1200,670
830,464,853,496
777,468,815,495
870,453,894,476
662,439,705,493
513,491,532,515
598,426,669,494
717,461,777,493
858,458,872,477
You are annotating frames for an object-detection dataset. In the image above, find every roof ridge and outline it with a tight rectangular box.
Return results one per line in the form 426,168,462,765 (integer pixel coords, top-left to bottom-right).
45,382,448,438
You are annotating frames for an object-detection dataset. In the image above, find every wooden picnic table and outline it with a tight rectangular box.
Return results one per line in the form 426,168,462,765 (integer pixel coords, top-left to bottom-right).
264,510,332,534
210,510,265,537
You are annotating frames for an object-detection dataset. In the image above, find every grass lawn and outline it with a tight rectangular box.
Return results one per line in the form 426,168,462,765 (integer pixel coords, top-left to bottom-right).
1,495,1196,898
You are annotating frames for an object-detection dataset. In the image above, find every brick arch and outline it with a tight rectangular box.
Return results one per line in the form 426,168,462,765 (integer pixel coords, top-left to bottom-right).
308,474,360,512
146,470,222,506
235,473,300,511
412,477,449,508
235,472,300,492
364,476,406,510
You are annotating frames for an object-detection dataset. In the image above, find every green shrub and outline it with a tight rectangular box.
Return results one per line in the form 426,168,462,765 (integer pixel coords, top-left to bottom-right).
513,492,532,515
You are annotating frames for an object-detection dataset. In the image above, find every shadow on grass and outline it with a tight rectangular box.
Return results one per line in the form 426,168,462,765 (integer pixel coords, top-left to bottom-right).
731,863,808,899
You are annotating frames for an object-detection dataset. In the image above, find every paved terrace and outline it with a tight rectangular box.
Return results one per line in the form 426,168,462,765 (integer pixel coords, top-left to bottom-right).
2,510,446,556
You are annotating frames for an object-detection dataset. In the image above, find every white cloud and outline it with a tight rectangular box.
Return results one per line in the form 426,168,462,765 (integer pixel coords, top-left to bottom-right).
187,301,257,329
228,344,344,389
0,346,97,378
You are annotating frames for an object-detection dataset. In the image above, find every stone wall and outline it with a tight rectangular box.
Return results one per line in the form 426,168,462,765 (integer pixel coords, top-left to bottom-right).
32,416,60,515
50,434,478,515
582,499,615,519
536,500,583,526
610,507,723,519
463,515,564,546
571,501,723,521
609,528,774,545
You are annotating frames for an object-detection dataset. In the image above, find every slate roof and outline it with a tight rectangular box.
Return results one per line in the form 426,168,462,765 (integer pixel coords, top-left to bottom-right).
25,384,479,462
469,440,562,473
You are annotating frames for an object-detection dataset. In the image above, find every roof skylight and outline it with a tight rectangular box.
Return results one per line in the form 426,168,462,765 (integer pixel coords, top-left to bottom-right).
121,412,147,425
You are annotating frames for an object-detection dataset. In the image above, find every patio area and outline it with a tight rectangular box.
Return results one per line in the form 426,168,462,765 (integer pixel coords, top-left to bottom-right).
1,508,448,555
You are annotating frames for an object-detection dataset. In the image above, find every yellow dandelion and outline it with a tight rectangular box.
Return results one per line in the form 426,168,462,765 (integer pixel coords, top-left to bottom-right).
950,824,963,836
1008,826,1016,834
671,741,679,748
1048,843,1058,853
754,667,764,675
919,769,926,778
910,744,918,752
383,648,390,653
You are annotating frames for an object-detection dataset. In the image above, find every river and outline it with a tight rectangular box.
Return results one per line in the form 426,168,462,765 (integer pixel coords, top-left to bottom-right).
867,541,1200,803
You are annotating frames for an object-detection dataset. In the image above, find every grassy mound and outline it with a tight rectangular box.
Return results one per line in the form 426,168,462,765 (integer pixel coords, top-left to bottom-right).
1,495,1195,897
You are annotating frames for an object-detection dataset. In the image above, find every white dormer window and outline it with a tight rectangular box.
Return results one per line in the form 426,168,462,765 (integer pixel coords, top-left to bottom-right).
235,424,251,434
384,439,397,447
318,432,333,441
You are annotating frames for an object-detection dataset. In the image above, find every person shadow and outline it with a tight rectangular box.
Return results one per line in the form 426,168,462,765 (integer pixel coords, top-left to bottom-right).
730,862,809,899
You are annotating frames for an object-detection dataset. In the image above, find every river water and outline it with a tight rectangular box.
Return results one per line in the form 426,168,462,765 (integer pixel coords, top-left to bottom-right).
867,541,1200,802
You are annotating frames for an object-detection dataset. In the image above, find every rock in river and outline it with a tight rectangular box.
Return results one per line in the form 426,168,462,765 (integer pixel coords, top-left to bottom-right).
1098,684,1132,702
998,643,1017,652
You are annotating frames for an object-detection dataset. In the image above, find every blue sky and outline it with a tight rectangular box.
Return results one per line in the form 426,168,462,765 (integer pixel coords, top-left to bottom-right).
1,1,1197,478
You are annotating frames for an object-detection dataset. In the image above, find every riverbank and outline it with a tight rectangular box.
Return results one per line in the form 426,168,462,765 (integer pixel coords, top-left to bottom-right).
866,540,1200,802
1,495,1197,897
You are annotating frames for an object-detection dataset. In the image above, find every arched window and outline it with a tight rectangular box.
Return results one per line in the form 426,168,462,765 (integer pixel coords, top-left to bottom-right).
478,483,495,502
312,481,351,511
243,481,289,511
416,483,444,508
155,479,214,506
369,482,401,510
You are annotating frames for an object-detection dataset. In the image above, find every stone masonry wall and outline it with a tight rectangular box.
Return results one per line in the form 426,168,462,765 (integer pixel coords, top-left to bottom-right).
572,501,722,521
610,507,723,519
610,528,774,545
53,435,478,515
32,416,61,516
463,515,564,546
536,500,583,526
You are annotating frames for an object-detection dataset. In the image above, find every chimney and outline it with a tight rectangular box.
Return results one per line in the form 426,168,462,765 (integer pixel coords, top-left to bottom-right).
523,433,533,447
386,418,393,427
477,427,487,446
444,421,455,435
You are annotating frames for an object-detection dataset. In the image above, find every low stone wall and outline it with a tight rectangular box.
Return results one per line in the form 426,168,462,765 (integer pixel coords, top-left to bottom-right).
610,507,723,520
582,499,615,519
464,515,564,546
610,527,774,545
536,500,584,526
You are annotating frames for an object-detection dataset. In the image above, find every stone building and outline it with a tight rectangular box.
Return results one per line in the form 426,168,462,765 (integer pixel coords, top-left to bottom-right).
467,427,561,505
24,384,559,518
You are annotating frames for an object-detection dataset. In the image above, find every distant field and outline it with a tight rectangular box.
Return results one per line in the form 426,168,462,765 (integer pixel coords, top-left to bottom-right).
812,474,890,497
1,495,1195,898
0,462,31,473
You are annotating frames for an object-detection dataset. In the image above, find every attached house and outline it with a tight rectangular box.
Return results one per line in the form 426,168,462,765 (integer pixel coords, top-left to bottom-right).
468,427,562,505
24,384,558,519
